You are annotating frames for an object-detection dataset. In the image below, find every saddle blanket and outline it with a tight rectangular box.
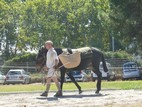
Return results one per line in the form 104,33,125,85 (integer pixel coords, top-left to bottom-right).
59,47,92,68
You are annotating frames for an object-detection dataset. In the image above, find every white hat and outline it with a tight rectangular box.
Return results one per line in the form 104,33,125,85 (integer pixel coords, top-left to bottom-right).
45,40,53,45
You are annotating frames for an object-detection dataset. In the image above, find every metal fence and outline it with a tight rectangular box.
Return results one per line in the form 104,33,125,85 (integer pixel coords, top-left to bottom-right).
0,62,36,74
1,62,142,79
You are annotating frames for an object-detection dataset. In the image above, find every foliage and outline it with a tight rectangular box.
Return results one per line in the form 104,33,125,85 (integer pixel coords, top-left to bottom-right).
0,0,141,60
104,51,132,59
1,53,36,74
110,0,142,53
4,53,36,65
0,0,110,60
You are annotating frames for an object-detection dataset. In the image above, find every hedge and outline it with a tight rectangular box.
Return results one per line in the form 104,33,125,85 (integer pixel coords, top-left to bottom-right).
1,50,134,74
104,51,132,59
1,53,37,74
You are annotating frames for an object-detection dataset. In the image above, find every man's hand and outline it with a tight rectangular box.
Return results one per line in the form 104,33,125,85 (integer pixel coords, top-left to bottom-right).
54,65,58,69
43,66,49,71
54,59,59,69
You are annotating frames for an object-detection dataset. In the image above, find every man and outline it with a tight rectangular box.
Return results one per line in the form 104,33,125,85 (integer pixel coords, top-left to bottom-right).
40,40,62,97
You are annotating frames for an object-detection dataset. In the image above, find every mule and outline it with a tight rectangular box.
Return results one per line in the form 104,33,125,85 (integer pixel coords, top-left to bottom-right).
36,47,108,94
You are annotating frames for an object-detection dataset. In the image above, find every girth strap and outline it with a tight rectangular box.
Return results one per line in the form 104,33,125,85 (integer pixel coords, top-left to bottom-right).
67,48,73,54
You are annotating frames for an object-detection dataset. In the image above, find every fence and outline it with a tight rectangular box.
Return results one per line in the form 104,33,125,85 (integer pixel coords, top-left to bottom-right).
106,58,129,67
0,62,36,74
1,62,142,80
0,59,142,82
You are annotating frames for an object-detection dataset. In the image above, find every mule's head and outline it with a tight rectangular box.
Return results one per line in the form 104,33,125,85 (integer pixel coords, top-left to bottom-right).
36,47,47,72
36,47,63,71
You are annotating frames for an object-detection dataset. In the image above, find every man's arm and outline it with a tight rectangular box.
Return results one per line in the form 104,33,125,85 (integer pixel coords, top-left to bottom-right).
53,51,59,69
43,66,49,71
54,59,59,69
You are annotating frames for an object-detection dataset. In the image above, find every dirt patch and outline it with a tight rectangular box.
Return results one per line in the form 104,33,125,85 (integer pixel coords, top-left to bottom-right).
0,90,142,107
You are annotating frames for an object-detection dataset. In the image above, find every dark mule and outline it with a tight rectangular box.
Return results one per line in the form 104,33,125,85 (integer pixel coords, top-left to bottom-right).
36,47,108,94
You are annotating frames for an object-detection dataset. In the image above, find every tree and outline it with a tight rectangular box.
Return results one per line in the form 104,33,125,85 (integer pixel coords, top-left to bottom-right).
0,0,23,59
1,0,131,60
110,0,142,53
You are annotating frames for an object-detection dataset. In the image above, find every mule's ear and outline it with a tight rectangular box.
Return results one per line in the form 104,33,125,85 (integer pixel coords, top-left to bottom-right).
41,46,46,50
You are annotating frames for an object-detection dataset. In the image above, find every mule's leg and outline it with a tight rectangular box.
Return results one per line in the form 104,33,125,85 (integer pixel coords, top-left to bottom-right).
60,68,66,91
96,71,102,94
67,71,82,94
92,61,102,94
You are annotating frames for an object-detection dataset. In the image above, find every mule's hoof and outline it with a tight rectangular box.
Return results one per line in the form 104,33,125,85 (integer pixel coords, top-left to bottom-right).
95,91,102,96
79,90,83,94
95,93,102,96
95,90,99,94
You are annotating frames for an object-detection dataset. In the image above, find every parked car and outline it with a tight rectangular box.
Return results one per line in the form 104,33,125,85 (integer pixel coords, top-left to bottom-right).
65,71,88,82
122,62,141,80
0,71,6,84
83,69,92,75
5,69,31,84
91,62,115,81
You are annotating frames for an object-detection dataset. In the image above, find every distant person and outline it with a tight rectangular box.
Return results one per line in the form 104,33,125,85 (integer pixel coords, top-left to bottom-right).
40,40,62,97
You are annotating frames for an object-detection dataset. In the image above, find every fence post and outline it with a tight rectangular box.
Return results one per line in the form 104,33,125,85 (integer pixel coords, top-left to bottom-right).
26,62,28,72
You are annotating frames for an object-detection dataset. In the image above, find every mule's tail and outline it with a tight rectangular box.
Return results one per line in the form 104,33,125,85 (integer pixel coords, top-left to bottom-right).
102,54,108,72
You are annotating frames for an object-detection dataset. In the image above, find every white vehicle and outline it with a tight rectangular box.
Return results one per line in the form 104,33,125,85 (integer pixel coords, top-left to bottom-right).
122,62,141,80
65,71,88,82
6,69,31,84
0,71,6,84
91,62,115,81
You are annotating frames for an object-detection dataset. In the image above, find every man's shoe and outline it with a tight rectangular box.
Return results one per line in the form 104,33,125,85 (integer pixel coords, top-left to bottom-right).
54,90,62,97
40,91,48,97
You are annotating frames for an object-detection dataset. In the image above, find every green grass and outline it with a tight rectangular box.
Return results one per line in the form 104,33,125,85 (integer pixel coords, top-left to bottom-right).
0,81,142,92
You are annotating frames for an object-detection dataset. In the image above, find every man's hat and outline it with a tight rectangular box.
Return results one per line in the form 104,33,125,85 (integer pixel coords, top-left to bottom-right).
45,40,53,45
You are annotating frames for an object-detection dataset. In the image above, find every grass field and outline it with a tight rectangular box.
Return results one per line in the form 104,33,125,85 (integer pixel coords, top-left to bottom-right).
0,81,142,92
